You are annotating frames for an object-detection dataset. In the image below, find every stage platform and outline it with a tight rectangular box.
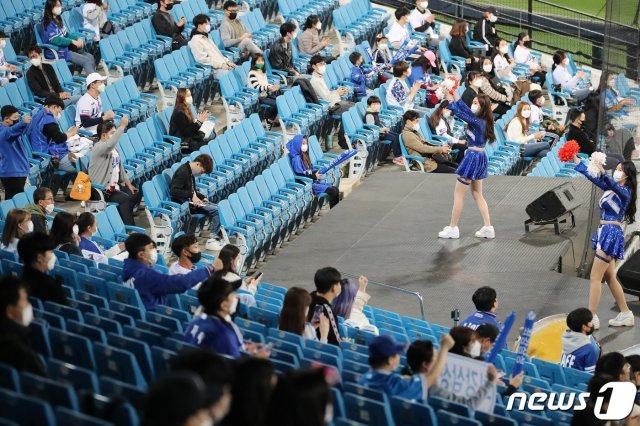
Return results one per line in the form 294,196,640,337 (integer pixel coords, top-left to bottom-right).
258,169,640,352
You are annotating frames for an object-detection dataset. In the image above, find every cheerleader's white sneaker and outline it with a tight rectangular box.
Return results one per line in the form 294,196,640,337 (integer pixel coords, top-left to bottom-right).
609,311,634,327
592,314,600,330
438,226,459,239
475,226,495,239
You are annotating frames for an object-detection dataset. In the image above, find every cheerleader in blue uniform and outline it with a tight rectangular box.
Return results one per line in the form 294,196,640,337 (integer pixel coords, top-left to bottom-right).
439,91,496,239
572,155,636,329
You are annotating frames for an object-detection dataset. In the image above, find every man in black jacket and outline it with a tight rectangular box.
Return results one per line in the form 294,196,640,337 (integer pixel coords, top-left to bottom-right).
307,267,343,346
269,22,299,78
25,46,79,106
152,0,187,51
18,232,67,306
0,276,46,376
169,154,224,250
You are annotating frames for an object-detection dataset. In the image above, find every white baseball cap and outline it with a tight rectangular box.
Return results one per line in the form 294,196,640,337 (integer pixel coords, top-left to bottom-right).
86,72,107,87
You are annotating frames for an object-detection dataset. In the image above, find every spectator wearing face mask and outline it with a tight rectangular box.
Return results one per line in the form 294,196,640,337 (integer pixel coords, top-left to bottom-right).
50,211,83,257
603,123,636,161
475,323,499,358
184,271,271,358
492,39,517,83
506,102,549,158
0,106,32,200
0,276,46,376
28,97,80,198
220,0,261,58
552,50,590,101
449,19,479,72
269,22,299,78
307,267,344,346
25,187,55,234
299,15,334,63
478,57,512,116
76,212,124,263
402,110,454,173
528,90,563,142
427,100,468,164
514,32,546,85
461,71,484,107
560,308,600,373
372,37,392,68
1,209,32,253
409,0,439,45
75,72,114,134
472,7,499,55
364,96,404,166
449,326,483,358
152,0,187,51
566,108,597,156
189,14,236,80
18,232,67,305
169,88,214,154
26,46,79,106
169,234,205,276
0,32,18,86
279,287,330,343
213,244,259,307
122,233,214,311
387,61,424,113
170,154,225,250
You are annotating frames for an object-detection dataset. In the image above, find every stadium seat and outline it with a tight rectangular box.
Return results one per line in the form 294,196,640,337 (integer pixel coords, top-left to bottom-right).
343,392,395,426
46,359,99,394
428,396,473,419
55,406,112,426
437,410,481,426
49,328,96,370
0,363,19,392
0,388,55,426
93,342,147,388
475,411,517,426
390,396,438,426
20,372,79,410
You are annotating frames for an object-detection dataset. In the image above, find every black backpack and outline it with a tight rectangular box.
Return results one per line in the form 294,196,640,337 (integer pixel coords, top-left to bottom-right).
292,78,319,104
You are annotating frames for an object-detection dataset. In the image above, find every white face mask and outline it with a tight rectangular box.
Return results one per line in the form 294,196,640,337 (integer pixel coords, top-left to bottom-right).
185,95,193,105
470,103,480,114
20,304,33,327
0,40,6,49
316,22,322,30
613,170,625,182
521,109,531,118
229,296,238,315
608,79,615,87
443,110,451,117
482,64,492,73
406,66,412,76
301,144,308,152
562,58,569,66
472,79,483,88
489,15,498,23
199,419,214,426
378,43,388,50
324,403,334,424
72,224,79,236
291,31,297,39
412,123,420,132
148,248,158,265
203,24,211,33
97,84,106,93
44,203,55,214
468,340,482,357
47,253,57,271
52,6,62,15
499,45,508,54
23,221,34,233
420,1,428,9
30,57,42,67
317,65,326,75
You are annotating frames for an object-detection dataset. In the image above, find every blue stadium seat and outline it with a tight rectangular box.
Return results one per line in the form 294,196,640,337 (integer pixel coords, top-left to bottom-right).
93,343,147,388
99,377,146,411
343,392,395,426
0,388,55,426
49,328,96,370
20,372,79,410
83,313,123,336
343,383,388,403
46,359,99,394
28,320,51,357
428,396,473,419
55,406,112,426
151,346,176,378
66,320,108,344
437,410,481,426
123,326,164,348
107,332,155,383
0,363,20,392
390,396,438,426
475,411,517,426
563,368,592,389
509,410,553,426
98,309,136,328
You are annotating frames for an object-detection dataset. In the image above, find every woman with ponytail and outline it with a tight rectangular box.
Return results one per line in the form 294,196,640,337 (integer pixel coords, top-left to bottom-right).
573,156,637,329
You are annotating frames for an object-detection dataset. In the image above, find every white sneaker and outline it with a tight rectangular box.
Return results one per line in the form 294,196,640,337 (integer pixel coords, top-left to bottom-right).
438,226,459,239
205,237,225,251
475,226,495,239
608,311,635,327
592,314,600,330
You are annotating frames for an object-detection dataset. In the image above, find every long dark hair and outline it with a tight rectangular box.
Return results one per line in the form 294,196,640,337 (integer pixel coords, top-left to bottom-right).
476,94,496,142
620,161,637,224
218,244,240,272
278,287,311,336
43,0,63,29
449,326,477,357
411,54,434,75
402,340,435,375
250,52,265,73
228,358,274,426
301,136,312,169
50,211,77,247
174,88,194,123
302,15,320,31
76,212,96,236
428,100,450,131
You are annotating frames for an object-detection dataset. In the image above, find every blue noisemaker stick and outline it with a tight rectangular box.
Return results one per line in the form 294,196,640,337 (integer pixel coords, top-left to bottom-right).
368,43,419,75
484,311,516,364
365,45,374,62
318,150,358,174
512,311,536,377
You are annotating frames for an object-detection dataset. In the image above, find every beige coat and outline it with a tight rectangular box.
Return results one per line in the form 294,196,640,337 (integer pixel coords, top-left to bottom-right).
401,126,441,172
188,33,227,68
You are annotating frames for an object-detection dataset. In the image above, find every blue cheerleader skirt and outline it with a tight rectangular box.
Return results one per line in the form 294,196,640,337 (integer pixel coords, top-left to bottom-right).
592,224,625,259
455,149,488,181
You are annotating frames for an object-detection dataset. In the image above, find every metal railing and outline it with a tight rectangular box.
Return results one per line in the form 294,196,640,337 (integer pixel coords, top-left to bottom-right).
342,273,426,320
375,0,640,78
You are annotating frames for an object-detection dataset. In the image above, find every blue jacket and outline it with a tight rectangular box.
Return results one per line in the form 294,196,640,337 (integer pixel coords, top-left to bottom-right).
408,65,431,86
449,99,488,148
560,330,599,373
287,135,331,196
28,107,69,158
350,66,367,97
122,258,210,311
460,310,503,331
40,20,71,61
0,121,30,178
359,370,427,401
575,161,631,222
184,313,244,358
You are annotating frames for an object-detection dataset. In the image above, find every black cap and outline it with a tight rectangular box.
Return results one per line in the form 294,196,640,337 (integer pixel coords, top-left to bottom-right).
485,6,498,14
44,96,65,109
197,271,242,311
142,372,221,426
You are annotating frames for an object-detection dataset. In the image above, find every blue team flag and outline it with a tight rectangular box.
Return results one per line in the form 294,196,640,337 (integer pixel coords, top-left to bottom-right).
485,311,516,364
512,311,536,376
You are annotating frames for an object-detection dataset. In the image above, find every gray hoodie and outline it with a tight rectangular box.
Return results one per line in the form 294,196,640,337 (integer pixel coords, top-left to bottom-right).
560,330,600,373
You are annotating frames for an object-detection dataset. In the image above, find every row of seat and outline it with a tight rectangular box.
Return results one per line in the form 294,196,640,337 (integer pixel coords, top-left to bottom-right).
277,0,337,29
333,0,387,48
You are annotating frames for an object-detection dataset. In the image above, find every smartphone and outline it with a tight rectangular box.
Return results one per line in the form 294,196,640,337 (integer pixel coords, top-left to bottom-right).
313,305,323,323
251,271,263,280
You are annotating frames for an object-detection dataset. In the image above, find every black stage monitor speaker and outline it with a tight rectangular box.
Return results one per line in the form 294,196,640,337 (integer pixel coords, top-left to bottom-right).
618,250,640,296
526,182,582,222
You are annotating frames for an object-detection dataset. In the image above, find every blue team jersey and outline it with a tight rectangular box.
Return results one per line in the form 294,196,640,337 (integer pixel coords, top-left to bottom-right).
460,311,503,331
358,370,427,401
560,331,599,373
184,313,244,358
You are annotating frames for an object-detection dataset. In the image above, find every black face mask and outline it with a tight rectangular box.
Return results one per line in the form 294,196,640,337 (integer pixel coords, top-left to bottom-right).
165,2,174,10
187,250,202,264
11,119,19,125
229,12,237,20
524,40,531,48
